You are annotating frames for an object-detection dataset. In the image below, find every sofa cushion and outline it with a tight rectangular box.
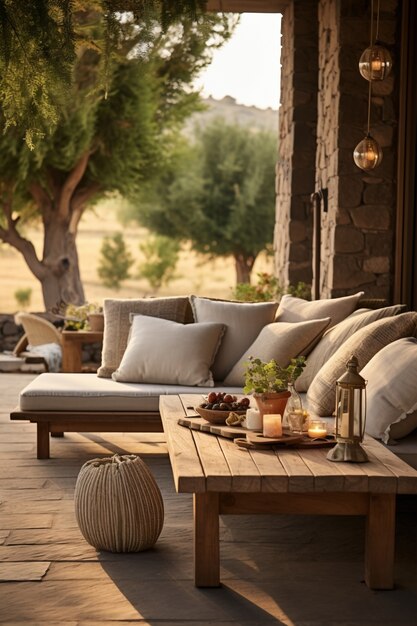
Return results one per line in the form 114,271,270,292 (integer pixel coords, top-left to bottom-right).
223,318,330,386
306,312,417,416
112,315,225,387
275,292,363,328
19,373,243,413
296,304,408,391
190,296,278,381
98,296,192,378
361,338,417,443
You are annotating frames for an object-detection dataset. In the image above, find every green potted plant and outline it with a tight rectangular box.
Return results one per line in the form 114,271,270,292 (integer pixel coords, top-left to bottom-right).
64,303,103,331
243,356,306,417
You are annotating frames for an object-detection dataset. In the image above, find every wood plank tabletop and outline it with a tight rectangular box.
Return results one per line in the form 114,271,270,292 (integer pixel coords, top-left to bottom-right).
159,395,417,495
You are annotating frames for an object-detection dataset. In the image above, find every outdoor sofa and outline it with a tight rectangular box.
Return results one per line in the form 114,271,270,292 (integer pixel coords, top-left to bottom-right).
10,294,417,466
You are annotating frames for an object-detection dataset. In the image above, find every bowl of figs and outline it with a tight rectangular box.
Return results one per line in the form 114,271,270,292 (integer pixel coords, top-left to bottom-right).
196,392,250,425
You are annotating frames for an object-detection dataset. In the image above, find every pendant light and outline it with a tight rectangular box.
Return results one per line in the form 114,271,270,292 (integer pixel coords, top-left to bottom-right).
358,0,392,81
353,81,383,170
353,0,391,171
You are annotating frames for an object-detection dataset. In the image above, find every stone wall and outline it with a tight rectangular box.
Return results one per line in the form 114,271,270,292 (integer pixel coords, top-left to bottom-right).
274,0,318,289
0,315,24,353
318,0,399,299
275,0,400,301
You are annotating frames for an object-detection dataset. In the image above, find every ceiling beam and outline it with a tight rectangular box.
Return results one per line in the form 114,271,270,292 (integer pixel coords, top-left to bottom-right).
206,1,288,13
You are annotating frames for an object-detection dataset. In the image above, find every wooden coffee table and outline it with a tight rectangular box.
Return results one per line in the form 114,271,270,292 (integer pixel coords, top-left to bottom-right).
159,394,417,590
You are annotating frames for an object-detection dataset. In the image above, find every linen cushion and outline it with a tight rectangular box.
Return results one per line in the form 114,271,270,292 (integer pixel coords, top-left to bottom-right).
112,315,225,387
223,317,331,386
275,292,364,328
296,304,407,391
98,297,192,378
362,338,417,443
19,373,243,413
190,296,278,381
306,312,417,416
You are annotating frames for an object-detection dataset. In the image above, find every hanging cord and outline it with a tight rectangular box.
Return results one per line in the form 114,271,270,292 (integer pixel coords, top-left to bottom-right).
375,0,380,41
366,0,375,135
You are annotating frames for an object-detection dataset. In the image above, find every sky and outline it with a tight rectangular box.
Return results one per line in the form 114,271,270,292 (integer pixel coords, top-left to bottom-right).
194,13,282,111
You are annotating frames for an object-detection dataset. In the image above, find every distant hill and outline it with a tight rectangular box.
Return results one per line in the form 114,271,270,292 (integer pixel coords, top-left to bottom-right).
184,96,278,136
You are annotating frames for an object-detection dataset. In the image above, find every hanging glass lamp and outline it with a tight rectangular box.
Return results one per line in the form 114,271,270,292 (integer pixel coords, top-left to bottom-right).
353,133,383,170
359,43,393,81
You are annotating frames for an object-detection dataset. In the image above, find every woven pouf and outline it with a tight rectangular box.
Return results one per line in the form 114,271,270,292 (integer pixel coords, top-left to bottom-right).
74,454,164,552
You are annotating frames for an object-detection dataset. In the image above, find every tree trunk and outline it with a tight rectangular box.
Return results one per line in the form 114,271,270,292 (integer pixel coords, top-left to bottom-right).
40,219,85,311
234,254,256,284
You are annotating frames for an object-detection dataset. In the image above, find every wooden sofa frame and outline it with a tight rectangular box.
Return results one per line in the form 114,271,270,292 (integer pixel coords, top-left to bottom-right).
10,408,163,459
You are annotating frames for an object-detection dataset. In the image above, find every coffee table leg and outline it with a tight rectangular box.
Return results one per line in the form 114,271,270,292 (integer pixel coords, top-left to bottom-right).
365,493,396,589
194,492,220,587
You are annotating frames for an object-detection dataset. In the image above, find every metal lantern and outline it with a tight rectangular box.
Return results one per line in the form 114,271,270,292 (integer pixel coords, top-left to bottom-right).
327,355,369,463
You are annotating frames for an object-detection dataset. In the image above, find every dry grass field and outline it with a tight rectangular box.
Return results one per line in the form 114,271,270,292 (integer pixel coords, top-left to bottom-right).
0,198,273,313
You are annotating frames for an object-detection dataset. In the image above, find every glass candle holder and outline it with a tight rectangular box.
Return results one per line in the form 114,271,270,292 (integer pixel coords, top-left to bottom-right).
287,411,304,434
307,419,328,439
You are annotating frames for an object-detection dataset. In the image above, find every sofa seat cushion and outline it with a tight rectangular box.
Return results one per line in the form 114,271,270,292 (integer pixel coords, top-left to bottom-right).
19,373,243,413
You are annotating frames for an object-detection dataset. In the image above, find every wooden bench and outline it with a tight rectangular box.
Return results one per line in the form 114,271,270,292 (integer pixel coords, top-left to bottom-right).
10,406,163,459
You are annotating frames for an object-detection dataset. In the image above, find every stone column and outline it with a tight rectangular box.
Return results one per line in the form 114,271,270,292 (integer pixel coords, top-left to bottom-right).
274,0,318,290
317,0,399,299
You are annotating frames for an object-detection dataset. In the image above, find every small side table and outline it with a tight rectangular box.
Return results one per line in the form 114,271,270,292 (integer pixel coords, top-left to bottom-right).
62,330,103,373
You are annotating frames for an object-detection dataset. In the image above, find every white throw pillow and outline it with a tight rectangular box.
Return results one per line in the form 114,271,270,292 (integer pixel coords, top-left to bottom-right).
112,315,225,387
98,296,192,378
306,312,417,416
361,338,417,443
190,296,278,381
223,318,330,386
296,304,407,391
275,292,364,328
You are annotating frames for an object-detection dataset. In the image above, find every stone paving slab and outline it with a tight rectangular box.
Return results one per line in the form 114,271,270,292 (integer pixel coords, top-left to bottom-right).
0,514,53,530
0,561,50,582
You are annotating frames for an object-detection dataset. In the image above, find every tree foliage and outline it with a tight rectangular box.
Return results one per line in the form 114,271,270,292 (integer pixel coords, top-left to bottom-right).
0,0,213,147
131,119,277,283
0,8,236,310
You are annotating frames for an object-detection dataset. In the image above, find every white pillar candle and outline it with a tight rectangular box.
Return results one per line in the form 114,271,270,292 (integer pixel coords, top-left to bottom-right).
263,414,282,438
245,408,262,431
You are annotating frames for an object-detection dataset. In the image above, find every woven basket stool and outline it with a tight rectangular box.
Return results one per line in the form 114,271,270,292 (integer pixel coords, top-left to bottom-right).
74,454,164,552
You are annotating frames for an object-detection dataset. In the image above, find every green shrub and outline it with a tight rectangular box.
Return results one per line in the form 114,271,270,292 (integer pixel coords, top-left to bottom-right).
14,287,32,309
231,272,311,302
97,233,134,290
138,235,180,292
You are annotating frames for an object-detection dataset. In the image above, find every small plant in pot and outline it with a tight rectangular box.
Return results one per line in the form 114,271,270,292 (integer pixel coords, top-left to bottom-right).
243,356,306,418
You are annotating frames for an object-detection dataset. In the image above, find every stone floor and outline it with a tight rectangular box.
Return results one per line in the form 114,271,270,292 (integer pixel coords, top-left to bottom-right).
0,373,416,626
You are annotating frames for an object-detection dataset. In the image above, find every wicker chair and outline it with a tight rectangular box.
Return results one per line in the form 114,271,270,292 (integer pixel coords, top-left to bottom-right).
13,312,62,371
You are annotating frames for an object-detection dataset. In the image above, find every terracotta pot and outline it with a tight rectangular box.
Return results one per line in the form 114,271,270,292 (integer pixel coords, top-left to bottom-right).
253,391,291,419
88,313,104,332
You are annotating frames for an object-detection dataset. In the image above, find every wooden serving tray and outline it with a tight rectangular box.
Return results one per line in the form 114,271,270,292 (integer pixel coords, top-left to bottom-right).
235,434,336,450
178,416,255,439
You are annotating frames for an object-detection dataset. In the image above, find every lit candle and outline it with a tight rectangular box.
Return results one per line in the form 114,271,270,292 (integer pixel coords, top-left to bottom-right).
245,408,262,431
308,420,328,439
263,414,282,438
371,58,382,72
